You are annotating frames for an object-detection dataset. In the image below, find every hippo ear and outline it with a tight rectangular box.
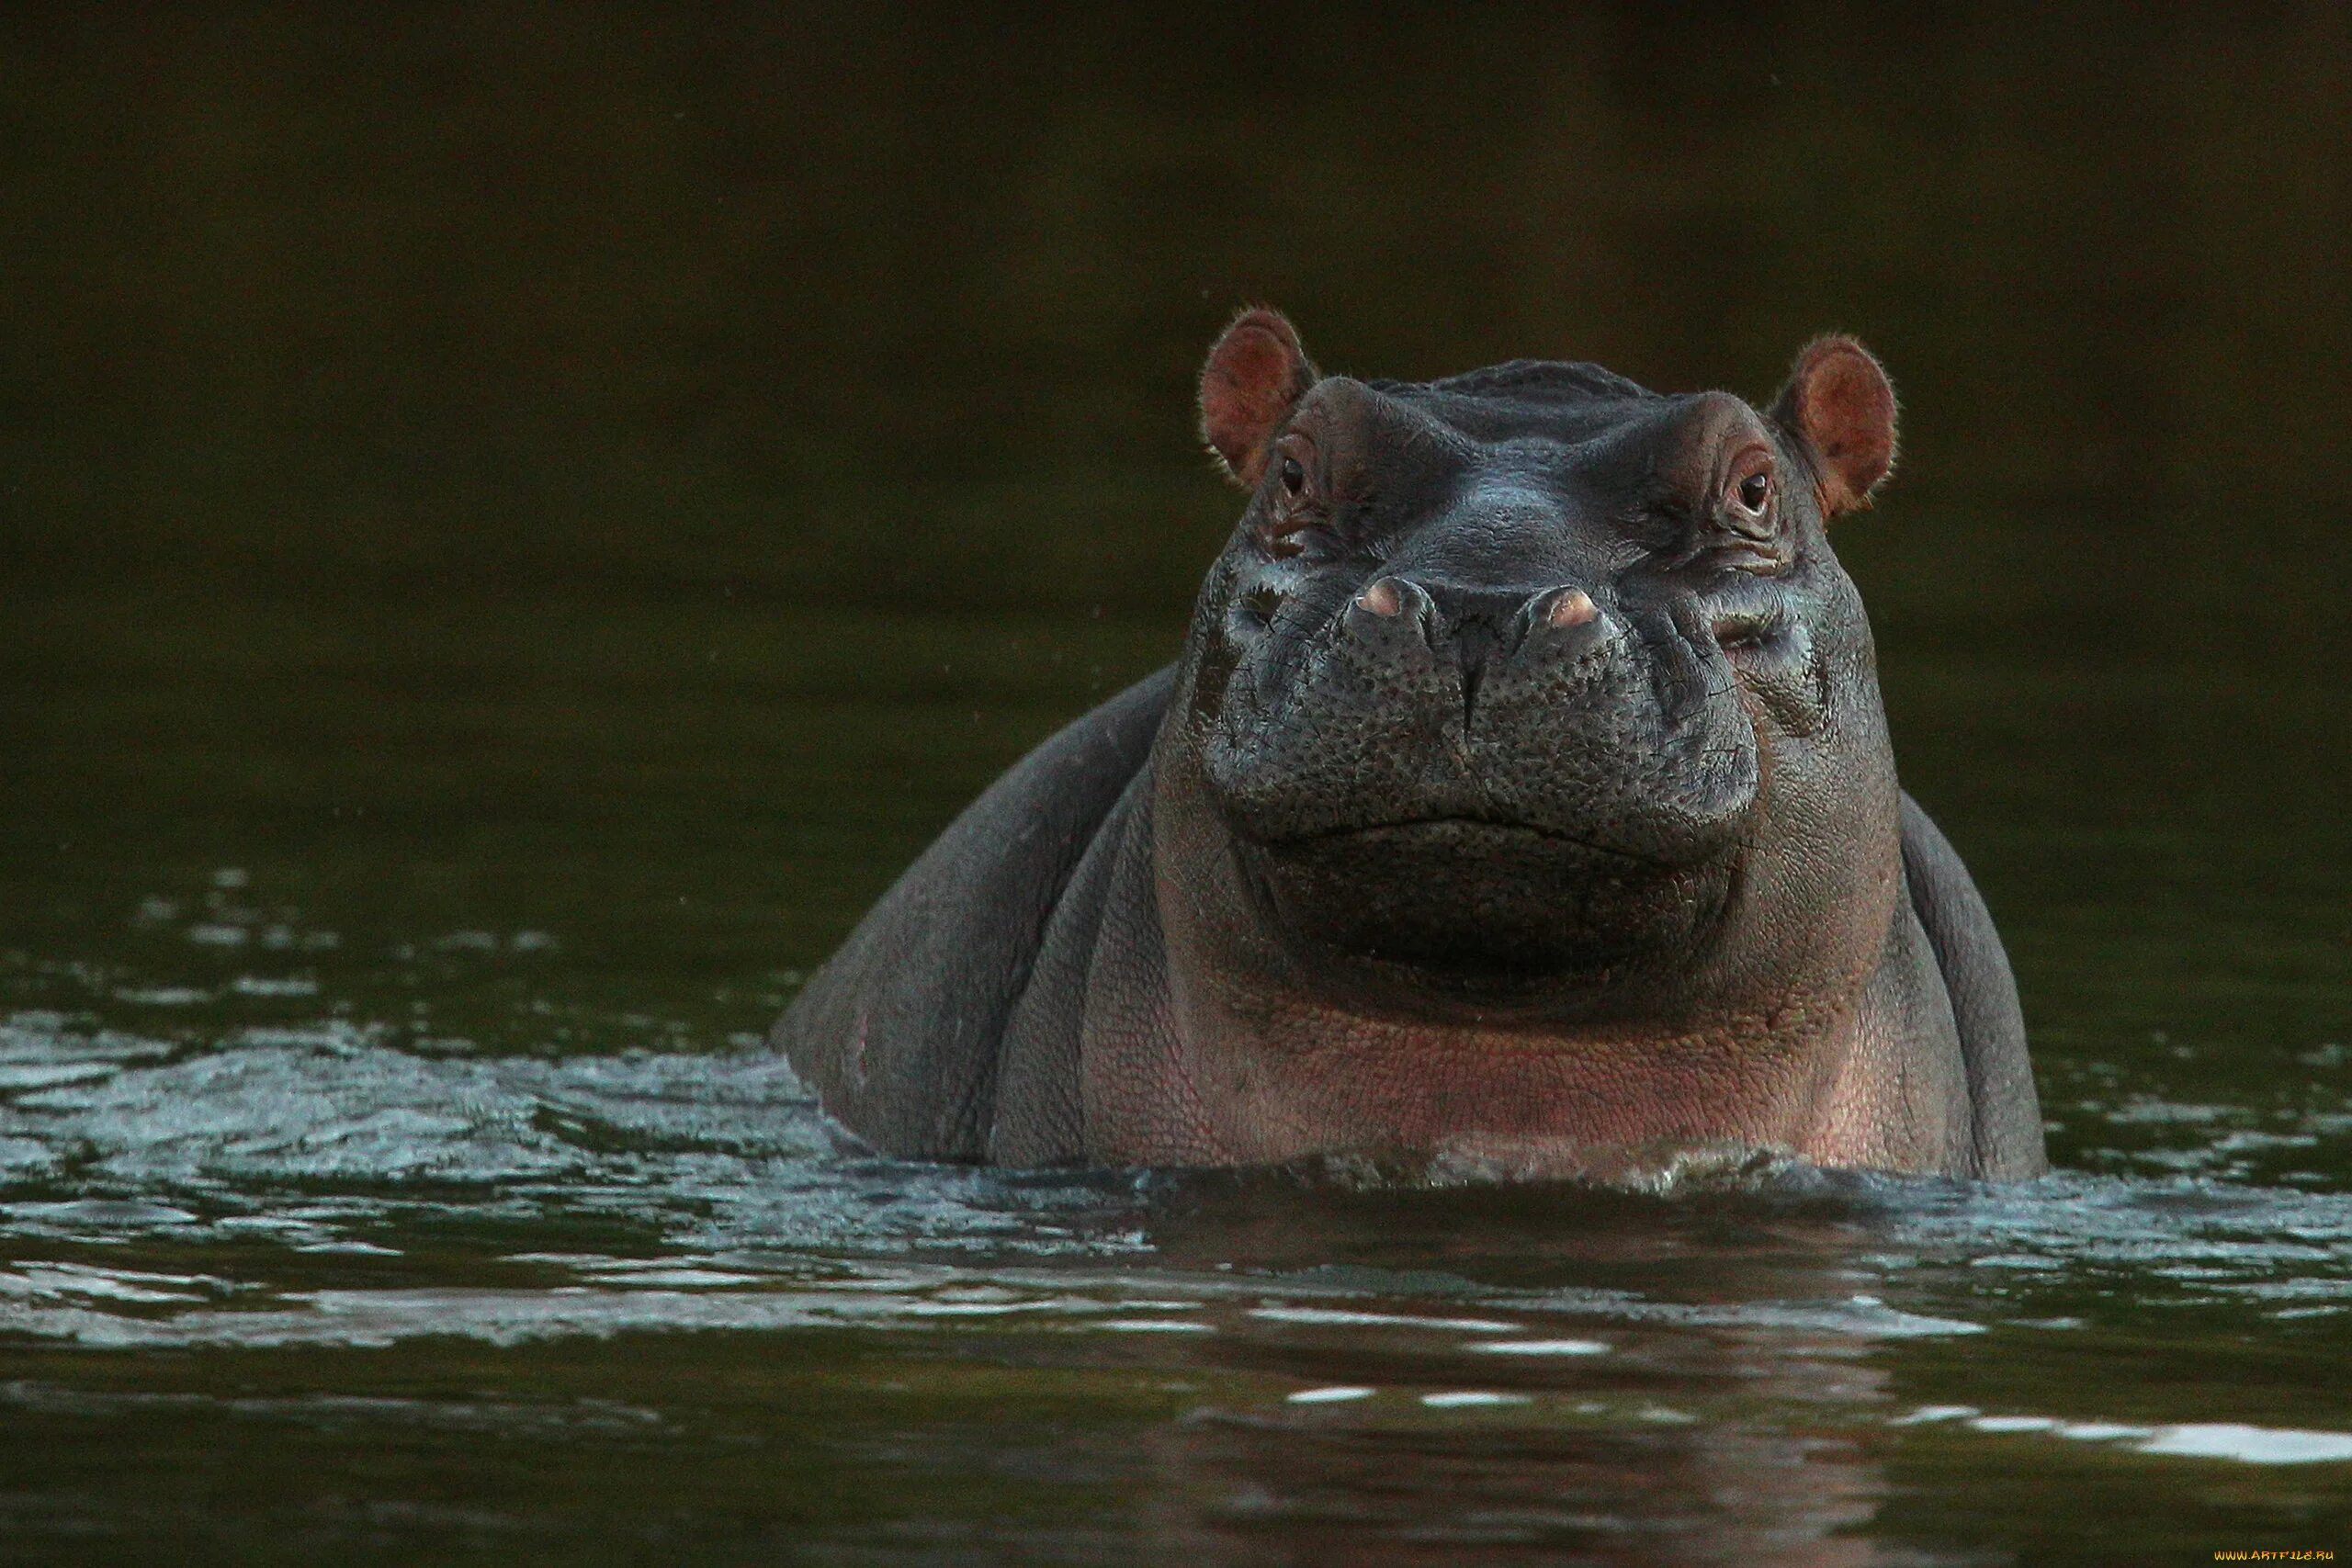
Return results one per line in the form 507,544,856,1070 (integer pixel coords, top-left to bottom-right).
1199,308,1319,487
1770,336,1898,517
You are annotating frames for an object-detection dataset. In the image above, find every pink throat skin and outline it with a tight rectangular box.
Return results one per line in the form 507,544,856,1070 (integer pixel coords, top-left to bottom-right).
1087,952,1973,1178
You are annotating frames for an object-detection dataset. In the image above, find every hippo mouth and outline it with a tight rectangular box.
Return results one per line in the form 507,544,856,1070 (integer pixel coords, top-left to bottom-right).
1237,815,1736,1001
1268,813,1679,866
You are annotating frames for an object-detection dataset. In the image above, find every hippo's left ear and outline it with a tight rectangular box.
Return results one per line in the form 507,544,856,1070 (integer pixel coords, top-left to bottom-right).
1770,336,1898,517
1199,307,1319,487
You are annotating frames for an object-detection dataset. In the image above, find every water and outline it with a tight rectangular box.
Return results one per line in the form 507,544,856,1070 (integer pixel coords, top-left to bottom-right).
6,6,2352,1562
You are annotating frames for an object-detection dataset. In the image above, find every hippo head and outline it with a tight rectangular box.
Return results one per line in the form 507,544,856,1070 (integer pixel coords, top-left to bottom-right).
1168,309,1905,1022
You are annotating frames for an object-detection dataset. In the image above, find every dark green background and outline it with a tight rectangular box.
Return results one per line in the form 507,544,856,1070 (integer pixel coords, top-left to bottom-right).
6,5,2349,622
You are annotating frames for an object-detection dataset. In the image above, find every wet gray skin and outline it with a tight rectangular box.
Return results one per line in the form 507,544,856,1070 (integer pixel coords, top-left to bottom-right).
775,311,2045,1179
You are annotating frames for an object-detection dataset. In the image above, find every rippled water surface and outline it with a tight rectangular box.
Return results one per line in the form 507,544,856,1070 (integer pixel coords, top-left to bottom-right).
8,6,2352,1562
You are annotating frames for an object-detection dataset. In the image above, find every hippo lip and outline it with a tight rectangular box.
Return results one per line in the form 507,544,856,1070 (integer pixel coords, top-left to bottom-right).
1254,814,1681,870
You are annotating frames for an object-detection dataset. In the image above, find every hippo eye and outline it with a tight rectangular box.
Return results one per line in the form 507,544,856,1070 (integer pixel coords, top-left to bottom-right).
1280,456,1306,495
1736,471,1770,513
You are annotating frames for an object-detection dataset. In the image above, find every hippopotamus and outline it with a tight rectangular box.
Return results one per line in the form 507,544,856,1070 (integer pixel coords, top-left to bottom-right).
774,310,2045,1180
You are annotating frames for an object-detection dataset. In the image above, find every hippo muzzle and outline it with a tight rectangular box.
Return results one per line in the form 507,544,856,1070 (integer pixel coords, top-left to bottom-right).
1204,554,1770,987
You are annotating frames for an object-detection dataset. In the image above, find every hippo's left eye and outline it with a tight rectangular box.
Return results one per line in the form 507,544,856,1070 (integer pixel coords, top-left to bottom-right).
1736,472,1770,513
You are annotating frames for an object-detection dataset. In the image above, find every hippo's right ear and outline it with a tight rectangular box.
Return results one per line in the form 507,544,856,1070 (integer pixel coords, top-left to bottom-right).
1770,335,1898,518
1199,308,1319,487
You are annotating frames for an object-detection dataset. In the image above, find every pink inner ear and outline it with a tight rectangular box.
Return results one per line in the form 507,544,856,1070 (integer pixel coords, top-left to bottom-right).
1200,310,1314,485
1788,338,1897,513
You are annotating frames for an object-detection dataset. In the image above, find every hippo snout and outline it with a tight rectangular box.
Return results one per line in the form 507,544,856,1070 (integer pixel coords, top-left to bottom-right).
1347,573,1619,731
1206,562,1759,865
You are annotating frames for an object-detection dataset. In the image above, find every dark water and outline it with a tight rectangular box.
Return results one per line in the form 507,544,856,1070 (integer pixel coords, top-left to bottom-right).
5,6,2351,1563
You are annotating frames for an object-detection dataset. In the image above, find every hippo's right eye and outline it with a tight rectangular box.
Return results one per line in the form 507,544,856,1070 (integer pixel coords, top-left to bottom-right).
1280,456,1306,494
1716,447,1779,544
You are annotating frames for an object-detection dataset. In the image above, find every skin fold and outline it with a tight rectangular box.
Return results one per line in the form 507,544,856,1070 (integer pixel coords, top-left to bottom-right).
774,312,2046,1180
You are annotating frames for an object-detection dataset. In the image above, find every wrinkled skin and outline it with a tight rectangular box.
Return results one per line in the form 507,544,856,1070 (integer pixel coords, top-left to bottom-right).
774,313,2045,1180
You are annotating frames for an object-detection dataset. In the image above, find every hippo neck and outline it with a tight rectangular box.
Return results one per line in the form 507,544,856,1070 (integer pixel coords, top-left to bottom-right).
1138,944,1972,1175
1065,747,1974,1175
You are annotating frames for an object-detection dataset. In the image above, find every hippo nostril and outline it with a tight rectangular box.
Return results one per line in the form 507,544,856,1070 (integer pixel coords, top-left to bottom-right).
1357,578,1405,618
1546,588,1598,630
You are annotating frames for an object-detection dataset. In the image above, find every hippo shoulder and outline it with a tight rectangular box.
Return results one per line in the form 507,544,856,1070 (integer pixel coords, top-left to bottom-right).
1899,794,2047,1178
772,667,1173,1158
